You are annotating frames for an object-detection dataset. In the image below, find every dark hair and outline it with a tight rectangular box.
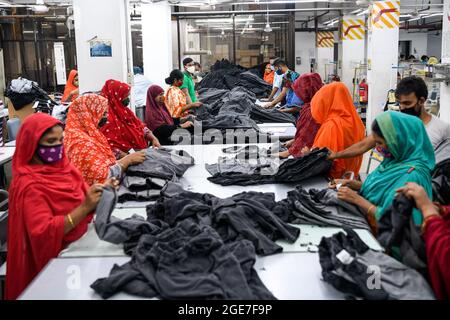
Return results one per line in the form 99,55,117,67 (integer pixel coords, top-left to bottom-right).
183,57,194,66
400,54,405,59
395,76,428,100
165,69,184,85
421,55,429,61
408,55,416,60
273,58,287,67
372,120,384,139
194,62,201,67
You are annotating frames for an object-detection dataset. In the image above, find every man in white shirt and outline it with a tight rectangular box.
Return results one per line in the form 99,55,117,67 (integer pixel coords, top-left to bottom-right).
330,76,450,160
262,57,284,102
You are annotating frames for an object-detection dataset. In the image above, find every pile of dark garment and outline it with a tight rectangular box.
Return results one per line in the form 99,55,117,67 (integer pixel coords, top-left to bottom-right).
117,148,194,203
377,193,428,277
432,138,450,204
318,229,435,300
198,59,272,98
198,86,296,125
272,187,370,230
91,183,301,299
206,147,332,186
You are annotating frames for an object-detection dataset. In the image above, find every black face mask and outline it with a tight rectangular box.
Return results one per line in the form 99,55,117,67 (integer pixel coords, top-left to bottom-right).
98,116,108,128
400,105,421,118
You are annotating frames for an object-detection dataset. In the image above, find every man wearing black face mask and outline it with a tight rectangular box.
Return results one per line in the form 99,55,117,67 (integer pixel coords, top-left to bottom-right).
263,59,291,108
328,76,450,162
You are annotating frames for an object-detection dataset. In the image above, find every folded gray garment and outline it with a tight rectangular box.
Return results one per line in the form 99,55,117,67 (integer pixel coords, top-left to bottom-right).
123,176,168,192
10,77,37,93
117,185,162,203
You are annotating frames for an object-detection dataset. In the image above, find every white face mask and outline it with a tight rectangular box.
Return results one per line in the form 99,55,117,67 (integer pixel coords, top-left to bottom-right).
187,66,196,74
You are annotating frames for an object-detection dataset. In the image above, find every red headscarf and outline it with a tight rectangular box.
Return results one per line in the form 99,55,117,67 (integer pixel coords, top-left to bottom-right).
100,79,148,153
289,73,323,157
6,113,92,300
61,70,78,103
145,85,174,132
311,82,365,179
64,94,117,185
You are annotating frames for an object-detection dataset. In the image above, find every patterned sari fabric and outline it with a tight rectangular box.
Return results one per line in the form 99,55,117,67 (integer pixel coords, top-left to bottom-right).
64,94,117,185
165,85,188,118
100,79,148,153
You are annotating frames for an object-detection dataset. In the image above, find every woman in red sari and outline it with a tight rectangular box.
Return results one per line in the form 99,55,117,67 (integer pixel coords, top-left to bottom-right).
397,182,450,300
100,79,160,158
5,113,115,300
278,73,323,158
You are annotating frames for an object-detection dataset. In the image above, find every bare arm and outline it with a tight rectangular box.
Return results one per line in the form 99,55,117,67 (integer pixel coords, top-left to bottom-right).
330,135,376,160
182,88,193,104
267,86,279,101
266,88,288,108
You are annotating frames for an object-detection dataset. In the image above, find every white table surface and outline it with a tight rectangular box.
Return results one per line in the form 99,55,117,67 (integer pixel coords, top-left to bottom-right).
0,146,15,165
19,253,346,300
258,123,296,140
4,140,15,147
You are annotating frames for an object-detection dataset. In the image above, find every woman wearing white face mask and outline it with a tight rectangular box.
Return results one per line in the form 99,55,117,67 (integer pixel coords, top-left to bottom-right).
180,57,199,104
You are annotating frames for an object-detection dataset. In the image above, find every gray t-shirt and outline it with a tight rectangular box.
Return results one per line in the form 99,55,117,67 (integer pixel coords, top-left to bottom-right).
425,115,450,149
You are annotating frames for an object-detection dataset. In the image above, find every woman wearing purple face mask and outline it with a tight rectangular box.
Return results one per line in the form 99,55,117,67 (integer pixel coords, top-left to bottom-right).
5,113,120,300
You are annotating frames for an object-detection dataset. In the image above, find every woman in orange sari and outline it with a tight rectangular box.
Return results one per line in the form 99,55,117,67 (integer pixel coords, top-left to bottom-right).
165,69,202,119
306,82,365,179
61,70,79,103
263,63,275,85
64,94,145,185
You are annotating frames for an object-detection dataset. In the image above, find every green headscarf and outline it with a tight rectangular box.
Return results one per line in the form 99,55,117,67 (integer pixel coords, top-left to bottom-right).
360,111,435,225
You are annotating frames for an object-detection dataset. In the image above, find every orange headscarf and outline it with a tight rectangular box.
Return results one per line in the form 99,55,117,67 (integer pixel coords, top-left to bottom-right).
64,94,117,185
311,82,365,179
263,64,275,85
62,70,79,103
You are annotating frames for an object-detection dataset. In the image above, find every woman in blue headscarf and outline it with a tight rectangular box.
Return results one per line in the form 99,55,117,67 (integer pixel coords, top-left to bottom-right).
335,111,435,233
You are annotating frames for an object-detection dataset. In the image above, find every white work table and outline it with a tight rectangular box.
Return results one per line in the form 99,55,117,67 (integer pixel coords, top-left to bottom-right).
258,123,296,140
0,146,15,165
22,143,382,300
4,140,16,147
19,253,346,300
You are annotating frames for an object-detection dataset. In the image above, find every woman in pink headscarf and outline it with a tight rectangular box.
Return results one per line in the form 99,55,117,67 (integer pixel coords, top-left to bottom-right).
144,85,194,145
278,73,324,158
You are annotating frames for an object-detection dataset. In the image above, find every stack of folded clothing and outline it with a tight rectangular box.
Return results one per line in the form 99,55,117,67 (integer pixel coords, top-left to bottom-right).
206,148,332,186
117,148,194,203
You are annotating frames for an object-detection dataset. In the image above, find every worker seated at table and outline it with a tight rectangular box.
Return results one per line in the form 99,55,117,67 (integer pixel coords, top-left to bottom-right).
165,69,202,119
396,182,450,300
5,113,119,300
261,57,284,103
99,79,160,159
5,77,42,124
277,73,324,159
145,85,194,145
263,59,303,116
263,63,275,85
64,94,146,186
332,111,435,236
61,69,79,103
301,82,365,179
329,77,450,162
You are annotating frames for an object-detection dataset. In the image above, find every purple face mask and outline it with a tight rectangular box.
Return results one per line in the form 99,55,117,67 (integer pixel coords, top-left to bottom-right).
376,145,392,158
37,144,64,164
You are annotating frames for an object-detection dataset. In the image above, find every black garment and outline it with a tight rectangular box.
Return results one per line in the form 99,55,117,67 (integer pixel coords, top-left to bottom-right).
198,60,271,98
207,148,332,186
126,147,194,179
91,219,276,300
152,119,180,146
318,229,435,300
271,186,370,230
250,105,297,124
95,186,169,246
147,183,300,256
118,148,194,203
198,88,229,105
432,138,450,204
377,194,428,276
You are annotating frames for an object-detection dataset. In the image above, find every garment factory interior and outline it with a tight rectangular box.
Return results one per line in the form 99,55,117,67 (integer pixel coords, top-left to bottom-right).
0,0,449,303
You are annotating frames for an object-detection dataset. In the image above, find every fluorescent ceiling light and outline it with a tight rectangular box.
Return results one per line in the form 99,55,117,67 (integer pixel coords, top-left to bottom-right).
408,16,422,21
423,12,443,18
357,9,369,16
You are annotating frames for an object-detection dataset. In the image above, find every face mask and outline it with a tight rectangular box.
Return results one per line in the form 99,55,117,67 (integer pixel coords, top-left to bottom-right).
270,65,275,71
376,146,392,158
276,69,283,76
400,105,421,117
187,66,196,74
122,98,130,107
98,116,108,128
37,144,64,164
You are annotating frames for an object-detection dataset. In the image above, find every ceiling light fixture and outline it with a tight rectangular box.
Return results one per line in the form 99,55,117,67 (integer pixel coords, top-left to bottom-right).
32,0,49,13
264,4,272,33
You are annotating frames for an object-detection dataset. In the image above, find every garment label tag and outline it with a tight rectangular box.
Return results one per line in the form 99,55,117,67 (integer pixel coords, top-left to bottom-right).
336,249,354,265
128,148,136,154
